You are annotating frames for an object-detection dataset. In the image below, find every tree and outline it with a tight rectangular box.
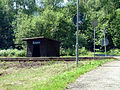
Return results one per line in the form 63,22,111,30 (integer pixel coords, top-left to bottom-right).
1,0,120,52
0,0,14,49
108,9,120,48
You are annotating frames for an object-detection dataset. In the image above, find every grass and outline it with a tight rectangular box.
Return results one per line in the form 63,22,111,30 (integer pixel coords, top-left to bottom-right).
0,59,114,90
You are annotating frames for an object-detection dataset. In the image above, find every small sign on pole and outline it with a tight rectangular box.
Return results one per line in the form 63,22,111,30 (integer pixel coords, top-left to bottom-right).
91,20,98,59
101,39,109,46
73,12,85,26
101,29,108,56
91,20,98,28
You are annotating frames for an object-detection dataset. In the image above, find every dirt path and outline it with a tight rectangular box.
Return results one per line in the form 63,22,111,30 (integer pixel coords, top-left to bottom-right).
66,60,120,90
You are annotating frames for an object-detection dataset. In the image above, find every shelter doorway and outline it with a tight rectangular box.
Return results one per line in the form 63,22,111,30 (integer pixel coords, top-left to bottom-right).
32,44,40,57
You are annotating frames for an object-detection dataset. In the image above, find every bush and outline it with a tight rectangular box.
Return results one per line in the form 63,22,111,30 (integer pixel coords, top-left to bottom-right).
60,48,75,56
78,47,91,56
78,47,87,55
60,47,91,56
60,48,66,56
15,50,26,57
8,49,18,57
0,50,9,57
0,49,26,57
107,49,120,55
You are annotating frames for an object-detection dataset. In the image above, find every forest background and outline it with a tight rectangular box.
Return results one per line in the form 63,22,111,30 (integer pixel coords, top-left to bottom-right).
0,0,120,56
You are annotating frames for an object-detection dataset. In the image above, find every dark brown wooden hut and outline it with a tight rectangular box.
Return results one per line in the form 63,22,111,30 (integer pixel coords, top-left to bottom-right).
22,37,60,57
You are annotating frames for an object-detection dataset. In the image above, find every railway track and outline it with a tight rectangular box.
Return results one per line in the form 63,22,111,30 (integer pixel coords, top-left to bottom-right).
0,57,116,62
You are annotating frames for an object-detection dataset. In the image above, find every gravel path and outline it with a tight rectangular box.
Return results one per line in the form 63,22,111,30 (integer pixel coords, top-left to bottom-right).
66,60,120,90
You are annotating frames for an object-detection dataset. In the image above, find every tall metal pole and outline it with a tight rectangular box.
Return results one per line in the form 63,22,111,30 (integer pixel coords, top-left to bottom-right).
76,0,79,67
94,27,96,59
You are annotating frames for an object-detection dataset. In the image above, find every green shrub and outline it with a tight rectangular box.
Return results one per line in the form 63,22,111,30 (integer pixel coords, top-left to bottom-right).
15,50,26,57
66,48,75,56
0,50,9,57
0,49,26,57
60,47,91,56
78,47,87,55
60,48,66,56
78,47,92,56
107,49,120,55
8,49,18,57
60,48,75,56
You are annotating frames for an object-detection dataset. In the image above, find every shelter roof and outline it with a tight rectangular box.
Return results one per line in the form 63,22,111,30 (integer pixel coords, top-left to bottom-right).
22,36,60,43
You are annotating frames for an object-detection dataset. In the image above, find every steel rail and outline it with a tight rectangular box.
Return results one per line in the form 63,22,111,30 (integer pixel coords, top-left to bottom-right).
0,57,116,62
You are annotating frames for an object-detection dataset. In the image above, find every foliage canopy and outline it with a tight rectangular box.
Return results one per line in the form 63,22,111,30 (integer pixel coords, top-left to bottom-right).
0,0,120,52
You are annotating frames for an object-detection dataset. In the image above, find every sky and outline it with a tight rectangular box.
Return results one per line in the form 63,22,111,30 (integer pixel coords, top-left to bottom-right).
64,0,68,3
13,0,69,9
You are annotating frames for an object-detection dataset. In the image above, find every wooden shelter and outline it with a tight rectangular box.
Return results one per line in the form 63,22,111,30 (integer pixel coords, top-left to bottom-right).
22,37,60,57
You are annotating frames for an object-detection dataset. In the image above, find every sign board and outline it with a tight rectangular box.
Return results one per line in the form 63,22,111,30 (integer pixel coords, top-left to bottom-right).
101,39,109,46
32,40,40,44
91,20,98,27
73,12,84,26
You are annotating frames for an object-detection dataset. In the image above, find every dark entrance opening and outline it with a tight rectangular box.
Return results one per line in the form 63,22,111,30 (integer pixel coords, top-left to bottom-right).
32,44,40,57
